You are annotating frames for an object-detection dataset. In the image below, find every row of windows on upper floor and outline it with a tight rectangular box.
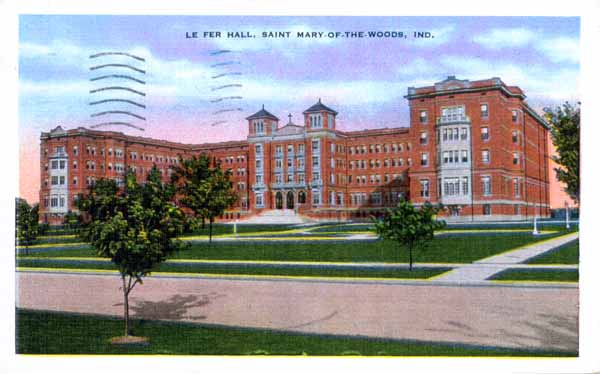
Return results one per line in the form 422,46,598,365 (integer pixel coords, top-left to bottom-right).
417,105,521,124
350,158,413,169
418,176,523,198
45,145,181,165
348,143,412,155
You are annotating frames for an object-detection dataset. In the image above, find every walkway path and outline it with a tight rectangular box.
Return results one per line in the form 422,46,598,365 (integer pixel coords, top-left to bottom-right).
432,232,579,283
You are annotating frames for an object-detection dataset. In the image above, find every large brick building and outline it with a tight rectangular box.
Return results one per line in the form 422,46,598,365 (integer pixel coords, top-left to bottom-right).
39,76,551,224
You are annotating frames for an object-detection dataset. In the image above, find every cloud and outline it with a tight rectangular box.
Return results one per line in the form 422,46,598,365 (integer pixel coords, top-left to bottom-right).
438,56,579,102
536,36,579,63
473,28,536,48
472,28,579,64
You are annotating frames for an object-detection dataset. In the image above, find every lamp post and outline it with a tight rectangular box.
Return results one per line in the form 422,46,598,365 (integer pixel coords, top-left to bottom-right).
532,205,539,236
565,201,570,229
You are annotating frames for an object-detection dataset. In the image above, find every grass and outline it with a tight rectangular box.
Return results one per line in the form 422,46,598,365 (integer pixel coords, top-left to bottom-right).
17,259,450,279
181,224,300,237
526,240,579,265
16,309,575,356
489,268,579,282
20,230,573,264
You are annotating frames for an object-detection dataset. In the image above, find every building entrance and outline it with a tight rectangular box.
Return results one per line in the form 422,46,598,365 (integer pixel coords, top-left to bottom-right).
286,191,294,209
275,192,283,209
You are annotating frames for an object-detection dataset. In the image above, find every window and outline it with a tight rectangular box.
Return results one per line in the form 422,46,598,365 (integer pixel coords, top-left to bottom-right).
256,159,262,169
461,150,469,163
287,158,293,168
461,128,468,140
513,152,519,165
442,129,448,141
298,144,305,154
310,114,322,128
73,177,78,185
298,191,306,204
275,159,283,170
514,178,520,197
483,204,491,215
298,158,305,170
481,127,489,141
255,144,263,154
275,173,283,184
421,153,429,166
482,150,490,163
512,131,519,144
255,174,263,184
73,146,78,155
312,190,321,205
420,132,428,145
59,176,65,185
462,177,469,194
419,110,428,124
312,172,320,181
298,173,305,183
312,140,320,152
51,176,58,185
287,144,294,154
482,176,491,196
481,104,489,117
512,110,519,123
255,193,264,207
453,128,459,141
420,179,430,198
370,193,382,205
454,150,459,163
312,156,320,168
443,151,449,164
276,145,283,155
51,160,59,169
59,160,66,169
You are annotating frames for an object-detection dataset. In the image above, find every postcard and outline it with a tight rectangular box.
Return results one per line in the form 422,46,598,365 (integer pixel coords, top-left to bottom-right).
4,1,599,373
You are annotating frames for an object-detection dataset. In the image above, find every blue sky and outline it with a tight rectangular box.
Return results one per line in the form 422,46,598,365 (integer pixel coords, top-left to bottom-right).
19,15,579,144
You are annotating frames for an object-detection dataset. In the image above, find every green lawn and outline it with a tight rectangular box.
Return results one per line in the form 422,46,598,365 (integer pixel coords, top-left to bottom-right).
17,259,450,279
181,224,301,237
526,240,579,265
489,268,579,282
21,230,572,264
16,309,574,356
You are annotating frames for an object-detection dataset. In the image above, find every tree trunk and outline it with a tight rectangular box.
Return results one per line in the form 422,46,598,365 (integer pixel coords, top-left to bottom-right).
209,217,213,243
122,275,131,337
201,217,206,229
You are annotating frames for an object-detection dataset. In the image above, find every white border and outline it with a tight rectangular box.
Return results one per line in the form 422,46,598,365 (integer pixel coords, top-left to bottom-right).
1,1,599,373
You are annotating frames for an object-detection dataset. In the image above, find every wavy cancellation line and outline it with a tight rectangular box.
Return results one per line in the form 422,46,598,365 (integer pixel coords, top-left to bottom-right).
90,122,145,131
90,110,146,120
89,99,146,109
90,74,146,84
89,63,146,74
89,86,146,96
89,52,146,62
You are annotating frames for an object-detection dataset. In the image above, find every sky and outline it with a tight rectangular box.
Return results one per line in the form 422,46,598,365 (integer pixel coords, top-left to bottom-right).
18,15,580,205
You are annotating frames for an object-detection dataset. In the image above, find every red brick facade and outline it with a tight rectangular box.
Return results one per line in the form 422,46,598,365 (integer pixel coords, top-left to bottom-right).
39,77,550,224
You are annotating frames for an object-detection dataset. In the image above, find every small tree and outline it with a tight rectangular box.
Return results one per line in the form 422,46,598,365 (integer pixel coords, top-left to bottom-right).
15,198,39,256
63,210,82,232
171,155,237,243
374,199,446,270
77,167,187,338
545,102,580,204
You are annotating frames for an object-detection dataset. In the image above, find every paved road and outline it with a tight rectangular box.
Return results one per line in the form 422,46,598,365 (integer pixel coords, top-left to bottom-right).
17,271,578,352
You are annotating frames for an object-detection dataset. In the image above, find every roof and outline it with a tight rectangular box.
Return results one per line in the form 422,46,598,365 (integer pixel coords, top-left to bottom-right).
246,105,279,121
303,99,338,115
274,123,305,136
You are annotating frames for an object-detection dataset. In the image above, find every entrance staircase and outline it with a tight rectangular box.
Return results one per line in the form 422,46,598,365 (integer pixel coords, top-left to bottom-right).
239,209,311,224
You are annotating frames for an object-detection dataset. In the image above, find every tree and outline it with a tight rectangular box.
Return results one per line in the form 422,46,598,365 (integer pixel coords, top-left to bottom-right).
77,167,187,338
16,198,39,255
63,210,82,232
205,166,238,242
545,102,580,203
171,155,237,243
374,199,446,270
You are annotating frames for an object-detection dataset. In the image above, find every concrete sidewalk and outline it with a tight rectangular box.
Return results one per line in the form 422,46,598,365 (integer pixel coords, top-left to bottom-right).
432,232,579,283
